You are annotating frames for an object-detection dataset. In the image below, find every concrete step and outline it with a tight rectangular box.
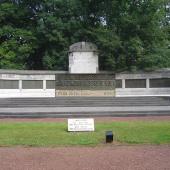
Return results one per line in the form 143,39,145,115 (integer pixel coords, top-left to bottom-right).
0,111,170,118
0,97,169,107
0,97,169,118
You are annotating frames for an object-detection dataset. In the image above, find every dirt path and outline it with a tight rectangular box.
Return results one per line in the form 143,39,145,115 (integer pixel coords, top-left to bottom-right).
0,145,170,170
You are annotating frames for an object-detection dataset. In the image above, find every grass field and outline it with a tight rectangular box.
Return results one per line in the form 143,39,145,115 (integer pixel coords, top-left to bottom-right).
0,121,170,146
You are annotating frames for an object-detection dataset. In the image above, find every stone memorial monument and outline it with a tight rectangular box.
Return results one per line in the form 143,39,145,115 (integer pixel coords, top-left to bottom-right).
56,42,116,97
0,41,170,98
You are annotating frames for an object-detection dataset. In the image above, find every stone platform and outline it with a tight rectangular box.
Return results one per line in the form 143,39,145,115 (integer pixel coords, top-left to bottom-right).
0,97,169,118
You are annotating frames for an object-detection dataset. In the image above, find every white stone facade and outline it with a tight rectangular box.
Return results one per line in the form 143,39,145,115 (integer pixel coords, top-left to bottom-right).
69,42,99,73
0,70,170,97
69,52,98,73
0,72,56,98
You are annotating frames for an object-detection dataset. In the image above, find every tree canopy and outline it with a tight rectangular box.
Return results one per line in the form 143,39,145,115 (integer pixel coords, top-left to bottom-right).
0,0,170,71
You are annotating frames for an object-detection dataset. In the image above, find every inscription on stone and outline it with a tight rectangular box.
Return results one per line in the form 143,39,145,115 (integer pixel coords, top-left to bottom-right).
56,74,116,96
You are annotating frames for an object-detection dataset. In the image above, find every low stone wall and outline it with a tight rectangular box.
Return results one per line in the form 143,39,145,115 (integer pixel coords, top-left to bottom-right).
115,70,170,96
0,70,59,98
116,88,170,97
0,69,170,97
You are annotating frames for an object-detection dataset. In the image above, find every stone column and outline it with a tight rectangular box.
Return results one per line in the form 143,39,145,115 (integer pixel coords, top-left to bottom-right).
43,80,46,90
19,80,22,91
146,78,150,89
122,79,125,89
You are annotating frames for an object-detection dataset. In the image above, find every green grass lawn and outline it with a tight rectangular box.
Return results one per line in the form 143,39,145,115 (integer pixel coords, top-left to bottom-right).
0,121,170,146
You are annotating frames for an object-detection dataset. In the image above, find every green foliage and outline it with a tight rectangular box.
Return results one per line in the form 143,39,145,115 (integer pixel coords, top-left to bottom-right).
0,26,36,69
0,0,169,70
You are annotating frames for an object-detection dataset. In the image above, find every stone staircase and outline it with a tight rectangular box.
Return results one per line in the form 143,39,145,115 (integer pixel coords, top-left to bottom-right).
0,97,169,118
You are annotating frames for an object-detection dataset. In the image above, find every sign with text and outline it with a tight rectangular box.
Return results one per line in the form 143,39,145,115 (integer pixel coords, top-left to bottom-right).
56,90,115,96
68,118,95,132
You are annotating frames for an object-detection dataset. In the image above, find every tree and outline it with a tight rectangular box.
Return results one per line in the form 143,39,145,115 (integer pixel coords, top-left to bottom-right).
0,1,36,69
0,0,169,71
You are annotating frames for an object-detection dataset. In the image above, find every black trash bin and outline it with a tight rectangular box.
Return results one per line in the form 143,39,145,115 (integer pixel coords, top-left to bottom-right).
106,131,113,143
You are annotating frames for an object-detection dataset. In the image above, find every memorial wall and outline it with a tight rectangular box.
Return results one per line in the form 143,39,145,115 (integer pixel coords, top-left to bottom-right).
0,42,170,97
55,74,115,96
0,69,170,97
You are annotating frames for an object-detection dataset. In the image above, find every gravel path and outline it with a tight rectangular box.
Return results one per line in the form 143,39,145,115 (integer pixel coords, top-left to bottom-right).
0,146,170,170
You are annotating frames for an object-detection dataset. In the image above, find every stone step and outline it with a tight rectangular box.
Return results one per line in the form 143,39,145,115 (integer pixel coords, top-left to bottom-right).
0,102,169,107
0,97,169,118
0,97,169,107
0,111,170,118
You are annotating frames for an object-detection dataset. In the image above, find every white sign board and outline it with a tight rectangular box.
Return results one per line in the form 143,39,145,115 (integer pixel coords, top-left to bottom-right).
68,118,95,132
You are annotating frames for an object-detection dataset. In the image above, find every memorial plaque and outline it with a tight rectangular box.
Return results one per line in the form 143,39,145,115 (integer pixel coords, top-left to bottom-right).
68,118,95,132
55,74,116,96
